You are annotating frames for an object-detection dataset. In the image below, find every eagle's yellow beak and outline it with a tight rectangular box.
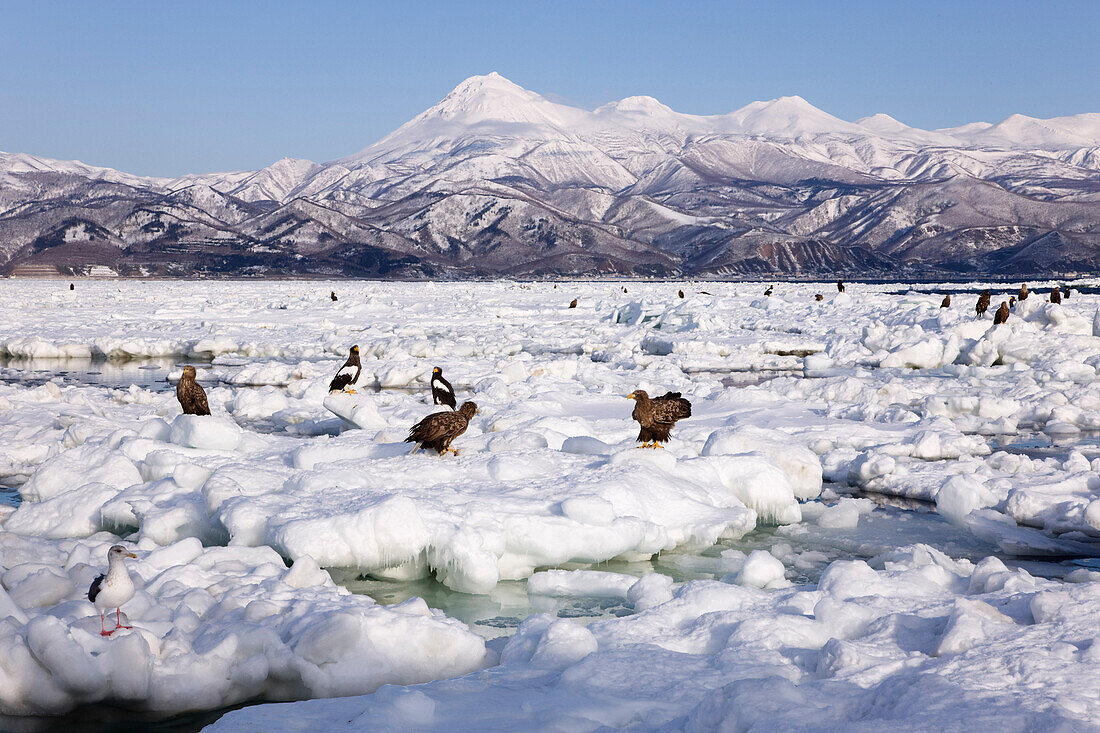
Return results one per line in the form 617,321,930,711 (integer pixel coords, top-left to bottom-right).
626,392,636,399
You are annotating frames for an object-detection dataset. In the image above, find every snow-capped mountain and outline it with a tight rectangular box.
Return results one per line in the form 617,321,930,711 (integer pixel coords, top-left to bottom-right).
2,72,1099,278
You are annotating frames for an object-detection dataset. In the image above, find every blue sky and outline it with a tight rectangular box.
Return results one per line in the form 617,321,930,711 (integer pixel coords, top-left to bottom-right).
2,0,1097,177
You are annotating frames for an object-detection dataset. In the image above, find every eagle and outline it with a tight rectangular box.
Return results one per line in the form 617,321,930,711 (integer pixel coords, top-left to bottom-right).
1061,285,1071,300
431,366,457,410
330,291,338,302
975,290,991,317
1050,287,1062,304
837,279,845,293
940,294,951,308
69,283,74,291
176,366,210,415
406,402,478,455
627,390,692,448
568,298,578,308
993,301,1009,325
329,345,361,392
1018,283,1029,301
815,293,824,302
678,289,685,299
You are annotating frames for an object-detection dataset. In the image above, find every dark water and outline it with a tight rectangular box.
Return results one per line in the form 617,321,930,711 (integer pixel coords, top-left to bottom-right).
985,429,1100,460
0,704,246,733
0,357,186,391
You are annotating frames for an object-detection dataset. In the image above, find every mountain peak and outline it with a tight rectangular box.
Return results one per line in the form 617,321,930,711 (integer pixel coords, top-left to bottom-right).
729,95,859,136
609,95,674,114
430,73,552,123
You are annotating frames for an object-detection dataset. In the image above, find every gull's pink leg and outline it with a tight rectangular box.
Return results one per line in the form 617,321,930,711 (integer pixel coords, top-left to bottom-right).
100,613,113,637
115,608,132,630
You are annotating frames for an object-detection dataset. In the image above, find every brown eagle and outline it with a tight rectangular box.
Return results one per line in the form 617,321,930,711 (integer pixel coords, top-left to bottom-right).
330,291,338,302
328,345,361,392
1018,283,1029,301
678,289,685,299
431,366,457,410
177,366,210,416
406,402,478,455
837,279,845,293
975,290,991,317
627,390,692,448
815,293,824,302
1050,287,1062,304
568,298,578,308
993,301,1009,325
940,294,951,308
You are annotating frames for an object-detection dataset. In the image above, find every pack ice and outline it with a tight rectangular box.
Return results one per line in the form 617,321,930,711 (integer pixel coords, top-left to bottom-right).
0,534,488,716
206,547,1100,731
1,278,1099,724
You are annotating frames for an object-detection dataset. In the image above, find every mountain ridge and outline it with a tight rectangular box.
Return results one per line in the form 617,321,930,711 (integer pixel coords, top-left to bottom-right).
2,72,1099,278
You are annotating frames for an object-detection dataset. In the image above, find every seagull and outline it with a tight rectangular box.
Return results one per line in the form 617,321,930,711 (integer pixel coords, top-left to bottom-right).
88,545,138,637
431,366,457,410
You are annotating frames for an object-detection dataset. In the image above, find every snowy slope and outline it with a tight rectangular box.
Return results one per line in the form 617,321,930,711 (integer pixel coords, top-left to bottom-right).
1,74,1099,276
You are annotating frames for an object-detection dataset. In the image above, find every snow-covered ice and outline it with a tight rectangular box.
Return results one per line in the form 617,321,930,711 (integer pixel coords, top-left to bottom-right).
1,278,1099,726
0,534,488,716
207,547,1100,731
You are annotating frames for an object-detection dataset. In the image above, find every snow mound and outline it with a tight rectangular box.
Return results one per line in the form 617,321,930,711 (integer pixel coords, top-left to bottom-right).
207,546,1100,731
0,535,488,716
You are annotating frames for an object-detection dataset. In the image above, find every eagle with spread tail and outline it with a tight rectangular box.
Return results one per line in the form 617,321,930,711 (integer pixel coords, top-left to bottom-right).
627,390,692,448
329,345,361,392
176,366,210,415
406,402,478,455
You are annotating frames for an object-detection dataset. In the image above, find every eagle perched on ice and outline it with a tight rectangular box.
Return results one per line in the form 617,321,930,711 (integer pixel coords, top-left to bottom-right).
627,390,692,448
329,345,361,392
406,402,478,455
176,366,210,415
993,301,1010,325
975,290,991,317
431,367,457,410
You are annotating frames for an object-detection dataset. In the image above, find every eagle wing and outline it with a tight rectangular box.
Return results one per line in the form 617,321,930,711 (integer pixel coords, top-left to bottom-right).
432,375,457,409
651,393,692,424
192,385,211,415
406,411,468,445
